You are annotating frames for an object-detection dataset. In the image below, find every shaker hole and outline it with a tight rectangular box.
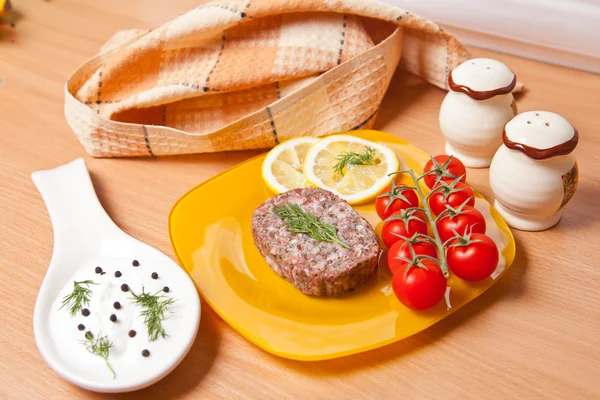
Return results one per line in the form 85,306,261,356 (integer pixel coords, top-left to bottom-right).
535,113,540,116
545,122,550,127
527,121,532,124
486,66,491,69
471,62,476,65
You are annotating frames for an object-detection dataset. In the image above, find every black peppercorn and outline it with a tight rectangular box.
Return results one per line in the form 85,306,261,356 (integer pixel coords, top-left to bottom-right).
114,271,122,278
85,331,93,340
132,260,140,267
128,330,137,338
113,301,121,310
95,266,102,274
162,286,170,293
142,349,150,357
82,308,90,316
151,272,158,279
121,284,129,292
78,324,85,331
110,314,117,322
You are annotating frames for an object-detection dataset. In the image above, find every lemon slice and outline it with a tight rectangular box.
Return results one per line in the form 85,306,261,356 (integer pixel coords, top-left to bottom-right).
261,137,321,194
303,135,399,204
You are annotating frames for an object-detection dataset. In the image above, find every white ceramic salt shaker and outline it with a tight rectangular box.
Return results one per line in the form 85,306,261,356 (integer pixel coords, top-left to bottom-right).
439,58,518,168
489,111,579,231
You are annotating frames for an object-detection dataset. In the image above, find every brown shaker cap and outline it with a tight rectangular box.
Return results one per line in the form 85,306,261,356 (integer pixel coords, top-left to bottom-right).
503,111,578,160
448,58,516,101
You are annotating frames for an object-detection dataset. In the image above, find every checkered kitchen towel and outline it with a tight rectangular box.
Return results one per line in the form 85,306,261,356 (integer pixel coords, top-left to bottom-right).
65,0,469,157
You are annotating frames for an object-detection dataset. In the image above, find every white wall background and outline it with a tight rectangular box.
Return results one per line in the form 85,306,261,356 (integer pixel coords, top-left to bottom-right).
385,0,600,73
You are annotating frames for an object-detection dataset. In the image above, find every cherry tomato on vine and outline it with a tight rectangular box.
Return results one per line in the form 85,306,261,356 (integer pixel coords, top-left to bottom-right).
436,205,486,243
447,233,499,281
375,183,419,220
381,209,428,249
392,260,447,310
428,181,475,216
387,239,438,275
423,155,467,189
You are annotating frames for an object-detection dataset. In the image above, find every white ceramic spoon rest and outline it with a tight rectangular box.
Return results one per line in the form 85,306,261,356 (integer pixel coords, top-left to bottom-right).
32,158,200,393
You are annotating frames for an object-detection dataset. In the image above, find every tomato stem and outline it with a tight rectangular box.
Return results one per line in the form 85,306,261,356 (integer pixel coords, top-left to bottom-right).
378,180,416,214
426,154,460,187
405,169,450,277
446,225,485,248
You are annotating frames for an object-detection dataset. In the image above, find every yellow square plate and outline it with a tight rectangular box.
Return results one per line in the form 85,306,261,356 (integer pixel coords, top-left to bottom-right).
169,130,515,361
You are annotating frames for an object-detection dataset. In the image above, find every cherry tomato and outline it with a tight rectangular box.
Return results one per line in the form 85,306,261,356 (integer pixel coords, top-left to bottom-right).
427,181,475,216
392,260,447,310
387,240,438,275
436,205,486,243
375,184,419,220
381,210,428,249
447,233,499,281
423,155,467,189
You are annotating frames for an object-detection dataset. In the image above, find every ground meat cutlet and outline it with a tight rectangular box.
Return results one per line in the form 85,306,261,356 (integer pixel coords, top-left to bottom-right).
252,187,380,296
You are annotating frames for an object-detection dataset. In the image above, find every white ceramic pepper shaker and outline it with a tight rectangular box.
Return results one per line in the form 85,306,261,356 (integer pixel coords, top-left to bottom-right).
439,58,517,168
489,111,579,231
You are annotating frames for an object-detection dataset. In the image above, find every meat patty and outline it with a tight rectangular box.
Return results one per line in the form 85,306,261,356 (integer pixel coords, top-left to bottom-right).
252,187,380,296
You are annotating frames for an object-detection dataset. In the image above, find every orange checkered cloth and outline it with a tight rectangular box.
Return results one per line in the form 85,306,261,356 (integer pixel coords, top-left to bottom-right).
65,0,469,157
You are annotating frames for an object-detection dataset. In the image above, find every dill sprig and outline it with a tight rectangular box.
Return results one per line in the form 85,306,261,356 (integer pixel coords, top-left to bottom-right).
60,280,97,316
82,332,115,379
273,203,349,248
333,147,376,176
130,288,176,342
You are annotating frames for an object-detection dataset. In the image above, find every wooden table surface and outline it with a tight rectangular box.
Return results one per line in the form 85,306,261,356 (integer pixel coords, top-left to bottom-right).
1,1,599,399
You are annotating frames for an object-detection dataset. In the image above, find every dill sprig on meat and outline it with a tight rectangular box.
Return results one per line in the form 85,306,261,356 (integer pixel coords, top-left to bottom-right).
60,280,97,316
82,332,115,379
273,203,349,248
129,288,176,342
333,147,376,176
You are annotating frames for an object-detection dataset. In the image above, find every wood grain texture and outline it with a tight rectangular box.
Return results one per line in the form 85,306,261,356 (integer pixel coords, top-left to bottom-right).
1,1,599,399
